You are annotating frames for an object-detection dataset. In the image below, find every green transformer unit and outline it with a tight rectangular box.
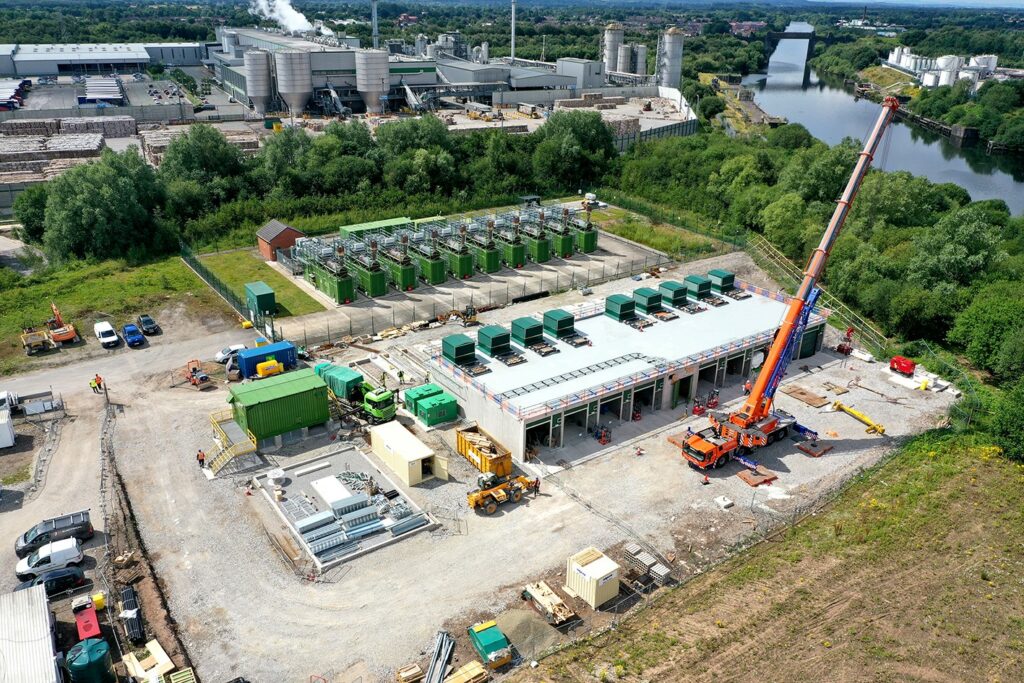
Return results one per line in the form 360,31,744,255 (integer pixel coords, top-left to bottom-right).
245,281,276,317
511,317,543,346
403,383,443,415
477,325,511,357
708,268,735,292
543,309,575,338
684,274,712,299
315,363,363,400
633,287,662,314
550,232,576,259
418,393,459,426
658,281,688,308
442,333,476,364
468,243,502,273
605,294,636,321
228,369,330,442
525,235,551,263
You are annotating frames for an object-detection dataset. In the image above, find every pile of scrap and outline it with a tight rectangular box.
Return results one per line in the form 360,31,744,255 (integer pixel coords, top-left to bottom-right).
140,127,260,165
522,581,576,626
0,133,104,163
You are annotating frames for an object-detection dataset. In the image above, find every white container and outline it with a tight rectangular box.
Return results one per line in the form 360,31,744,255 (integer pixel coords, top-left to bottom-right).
564,547,620,609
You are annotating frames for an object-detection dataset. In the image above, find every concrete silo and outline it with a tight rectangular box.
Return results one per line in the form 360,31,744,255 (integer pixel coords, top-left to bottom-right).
658,27,684,88
635,44,648,75
617,44,632,73
603,24,624,75
356,49,390,114
274,51,313,116
243,50,273,115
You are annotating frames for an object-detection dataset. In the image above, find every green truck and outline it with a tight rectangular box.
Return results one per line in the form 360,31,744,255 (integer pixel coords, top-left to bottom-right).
360,382,397,424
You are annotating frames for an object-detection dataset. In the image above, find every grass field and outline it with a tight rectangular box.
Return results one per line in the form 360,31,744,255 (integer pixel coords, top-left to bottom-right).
199,249,323,317
514,431,1024,682
595,213,721,260
860,66,919,96
0,257,224,376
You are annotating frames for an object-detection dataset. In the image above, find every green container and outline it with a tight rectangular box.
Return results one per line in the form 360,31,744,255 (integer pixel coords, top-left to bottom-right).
309,264,355,304
468,622,511,667
263,117,281,129
605,294,635,321
67,638,115,683
574,227,598,253
339,216,412,239
469,244,501,273
350,263,388,297
245,281,276,317
658,281,688,308
415,254,447,285
228,369,330,442
543,309,574,337
383,258,417,291
550,232,575,258
511,317,542,346
708,268,735,292
526,236,550,263
445,251,474,279
442,334,476,364
684,274,712,298
478,325,511,356
316,365,363,400
419,393,459,426
499,240,526,268
633,287,662,314
403,383,443,415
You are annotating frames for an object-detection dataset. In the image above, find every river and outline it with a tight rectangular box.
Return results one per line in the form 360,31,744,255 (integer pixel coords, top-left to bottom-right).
743,23,1024,214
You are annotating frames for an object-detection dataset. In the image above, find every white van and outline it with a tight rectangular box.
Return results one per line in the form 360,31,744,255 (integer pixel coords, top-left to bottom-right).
15,537,84,580
94,321,119,348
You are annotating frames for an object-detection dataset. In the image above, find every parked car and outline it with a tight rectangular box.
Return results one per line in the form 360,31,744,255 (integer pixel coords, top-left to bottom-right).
93,321,119,348
136,314,160,335
14,566,87,598
215,343,247,364
16,538,84,581
15,510,94,558
122,323,145,348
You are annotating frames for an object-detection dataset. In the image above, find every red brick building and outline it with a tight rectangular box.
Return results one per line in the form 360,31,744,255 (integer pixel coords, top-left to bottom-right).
256,219,305,262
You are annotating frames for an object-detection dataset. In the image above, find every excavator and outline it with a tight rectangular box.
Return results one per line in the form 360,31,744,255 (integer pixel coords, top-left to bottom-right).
677,96,900,472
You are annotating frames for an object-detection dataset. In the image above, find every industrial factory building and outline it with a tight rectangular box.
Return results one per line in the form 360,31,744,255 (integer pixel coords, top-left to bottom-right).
0,42,205,77
428,276,827,461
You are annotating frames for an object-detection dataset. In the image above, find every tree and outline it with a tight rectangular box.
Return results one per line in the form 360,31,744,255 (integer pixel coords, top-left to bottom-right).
375,115,450,158
159,124,244,185
760,192,808,258
992,380,1024,461
42,149,169,263
13,184,48,244
699,96,726,119
767,123,814,149
909,207,1002,288
531,111,615,191
948,282,1024,381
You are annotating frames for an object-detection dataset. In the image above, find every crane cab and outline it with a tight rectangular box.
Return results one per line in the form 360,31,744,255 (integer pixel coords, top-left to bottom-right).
682,428,737,470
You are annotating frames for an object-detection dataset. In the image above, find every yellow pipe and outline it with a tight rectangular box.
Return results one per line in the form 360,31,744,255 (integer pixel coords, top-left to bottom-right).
832,401,885,435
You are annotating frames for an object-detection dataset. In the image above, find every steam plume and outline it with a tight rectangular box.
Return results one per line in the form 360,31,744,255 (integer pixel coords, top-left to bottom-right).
248,0,313,33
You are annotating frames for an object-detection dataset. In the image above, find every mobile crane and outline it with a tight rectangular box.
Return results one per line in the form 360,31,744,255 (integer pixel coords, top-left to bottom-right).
678,97,900,472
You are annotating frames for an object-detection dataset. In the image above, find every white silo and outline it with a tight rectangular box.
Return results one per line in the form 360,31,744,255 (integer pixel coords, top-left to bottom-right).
603,24,624,75
426,44,438,60
635,44,648,75
969,55,998,72
274,51,313,116
415,34,428,56
658,27,684,88
222,30,239,55
356,49,390,114
472,46,482,63
481,41,489,63
617,44,632,73
922,72,939,88
900,53,913,69
939,69,955,87
243,50,273,115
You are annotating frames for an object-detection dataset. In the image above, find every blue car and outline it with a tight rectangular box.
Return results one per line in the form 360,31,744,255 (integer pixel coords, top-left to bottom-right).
122,323,145,347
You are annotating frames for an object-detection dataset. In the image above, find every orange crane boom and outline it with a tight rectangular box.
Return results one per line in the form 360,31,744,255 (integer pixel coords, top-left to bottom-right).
680,96,900,471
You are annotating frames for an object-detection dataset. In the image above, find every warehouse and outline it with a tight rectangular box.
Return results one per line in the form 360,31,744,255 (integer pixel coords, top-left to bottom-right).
0,43,205,77
428,274,827,461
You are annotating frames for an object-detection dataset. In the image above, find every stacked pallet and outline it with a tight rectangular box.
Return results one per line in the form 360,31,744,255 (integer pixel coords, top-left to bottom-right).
0,134,105,163
0,157,94,184
60,116,137,137
0,118,61,135
623,542,673,586
139,127,260,165
602,114,640,137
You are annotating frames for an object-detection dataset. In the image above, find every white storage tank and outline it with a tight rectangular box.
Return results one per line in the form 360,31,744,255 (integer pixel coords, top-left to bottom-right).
969,54,998,73
603,24,624,75
274,51,313,116
481,41,489,63
939,68,956,87
564,547,620,609
635,44,648,75
922,72,939,88
356,49,391,114
414,34,428,56
243,50,273,115
426,44,438,60
936,55,960,71
617,44,632,73
658,27,684,89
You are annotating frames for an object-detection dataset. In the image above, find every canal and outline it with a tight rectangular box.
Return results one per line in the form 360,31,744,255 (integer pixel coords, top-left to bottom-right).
744,23,1024,214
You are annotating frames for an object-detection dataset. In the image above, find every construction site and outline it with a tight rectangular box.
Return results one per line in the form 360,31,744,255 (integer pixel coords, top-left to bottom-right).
0,98,971,683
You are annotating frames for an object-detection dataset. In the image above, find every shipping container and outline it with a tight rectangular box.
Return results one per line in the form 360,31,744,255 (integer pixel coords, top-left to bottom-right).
315,364,364,400
604,294,635,321
442,334,476,364
708,268,735,292
564,547,620,609
525,236,550,263
235,341,298,378
511,317,542,346
339,216,412,239
403,383,442,415
632,287,662,314
245,281,276,317
658,280,688,308
543,309,575,338
684,274,711,298
228,369,329,442
477,325,511,357
418,393,458,426
456,424,512,477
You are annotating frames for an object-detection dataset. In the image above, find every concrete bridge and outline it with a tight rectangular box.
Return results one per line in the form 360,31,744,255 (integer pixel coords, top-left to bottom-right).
764,29,826,62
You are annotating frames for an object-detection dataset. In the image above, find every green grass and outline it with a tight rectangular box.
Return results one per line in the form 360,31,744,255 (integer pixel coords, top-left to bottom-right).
1,463,32,486
601,216,719,259
0,257,223,376
199,249,324,317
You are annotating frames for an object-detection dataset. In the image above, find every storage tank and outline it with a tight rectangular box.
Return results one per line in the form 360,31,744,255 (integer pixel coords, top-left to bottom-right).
426,44,438,59
415,34,428,56
617,44,632,73
603,23,624,75
274,51,313,116
900,53,913,69
970,54,998,72
922,72,939,88
221,30,238,55
939,68,956,87
243,50,273,115
958,69,980,84
481,41,489,63
635,44,648,75
67,638,115,683
936,55,960,71
356,49,390,114
658,27,684,88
